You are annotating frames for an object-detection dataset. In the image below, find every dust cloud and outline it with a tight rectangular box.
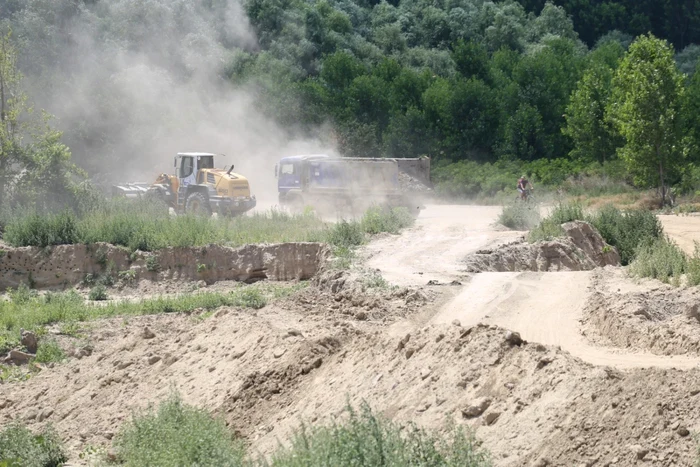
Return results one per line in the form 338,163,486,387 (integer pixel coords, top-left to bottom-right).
9,0,333,203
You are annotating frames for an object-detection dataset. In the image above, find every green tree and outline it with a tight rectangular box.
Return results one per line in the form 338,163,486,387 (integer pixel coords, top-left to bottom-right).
607,34,685,205
0,32,85,213
563,63,621,164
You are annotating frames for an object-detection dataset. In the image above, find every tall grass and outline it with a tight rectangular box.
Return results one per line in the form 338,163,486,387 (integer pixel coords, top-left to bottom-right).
0,423,66,467
114,393,245,467
267,404,490,467
2,200,414,252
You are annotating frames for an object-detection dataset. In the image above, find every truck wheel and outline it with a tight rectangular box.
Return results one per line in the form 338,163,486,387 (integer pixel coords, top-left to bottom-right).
185,192,212,217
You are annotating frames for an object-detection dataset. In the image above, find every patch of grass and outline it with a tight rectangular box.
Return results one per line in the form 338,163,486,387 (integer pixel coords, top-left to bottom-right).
630,237,686,285
361,206,414,235
2,201,415,256
0,283,298,343
0,422,67,467
88,284,109,301
267,403,491,467
34,339,66,364
498,202,540,230
232,287,267,309
114,392,245,467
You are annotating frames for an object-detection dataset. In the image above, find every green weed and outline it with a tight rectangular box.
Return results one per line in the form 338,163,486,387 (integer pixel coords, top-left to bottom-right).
0,422,66,467
88,284,109,301
267,403,491,467
113,392,245,466
34,340,66,364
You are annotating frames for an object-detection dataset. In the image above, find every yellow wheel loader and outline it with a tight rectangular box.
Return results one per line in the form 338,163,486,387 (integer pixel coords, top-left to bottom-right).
112,153,256,216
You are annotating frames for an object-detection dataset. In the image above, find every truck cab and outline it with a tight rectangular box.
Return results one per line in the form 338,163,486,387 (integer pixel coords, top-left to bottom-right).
275,154,419,215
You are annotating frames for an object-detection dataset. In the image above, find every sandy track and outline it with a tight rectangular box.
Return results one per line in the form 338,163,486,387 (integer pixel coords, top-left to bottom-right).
365,205,524,286
368,205,700,370
433,271,699,369
659,214,700,254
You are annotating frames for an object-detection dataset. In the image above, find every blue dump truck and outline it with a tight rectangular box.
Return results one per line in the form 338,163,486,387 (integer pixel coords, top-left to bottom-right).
275,155,430,216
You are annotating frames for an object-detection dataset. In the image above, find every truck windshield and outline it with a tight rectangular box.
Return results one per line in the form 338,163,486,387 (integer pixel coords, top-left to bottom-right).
280,163,295,175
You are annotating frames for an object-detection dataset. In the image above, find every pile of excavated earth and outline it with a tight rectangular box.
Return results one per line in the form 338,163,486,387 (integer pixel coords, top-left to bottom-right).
1,205,700,466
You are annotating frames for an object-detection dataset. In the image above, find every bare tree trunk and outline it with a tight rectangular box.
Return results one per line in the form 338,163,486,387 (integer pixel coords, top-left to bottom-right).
659,159,666,207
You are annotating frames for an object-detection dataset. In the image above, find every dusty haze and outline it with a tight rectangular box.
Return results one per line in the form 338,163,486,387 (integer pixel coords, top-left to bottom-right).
8,0,335,203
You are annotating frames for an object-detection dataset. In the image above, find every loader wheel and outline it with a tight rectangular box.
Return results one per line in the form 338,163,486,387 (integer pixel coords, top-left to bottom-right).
185,192,212,217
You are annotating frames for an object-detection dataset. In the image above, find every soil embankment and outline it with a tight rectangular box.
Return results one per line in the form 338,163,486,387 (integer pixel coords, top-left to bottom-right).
0,242,327,290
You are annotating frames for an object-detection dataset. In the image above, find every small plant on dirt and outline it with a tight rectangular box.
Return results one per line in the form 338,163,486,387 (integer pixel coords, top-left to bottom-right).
0,422,66,467
498,202,540,230
82,273,96,287
94,247,108,267
118,269,137,284
146,255,161,272
326,220,365,248
34,339,66,364
361,270,391,289
89,284,109,301
0,364,34,383
197,263,207,274
267,403,491,467
113,392,245,466
231,287,267,309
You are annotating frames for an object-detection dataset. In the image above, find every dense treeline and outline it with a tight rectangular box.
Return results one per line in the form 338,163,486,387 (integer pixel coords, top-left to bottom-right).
517,0,700,50
2,0,700,206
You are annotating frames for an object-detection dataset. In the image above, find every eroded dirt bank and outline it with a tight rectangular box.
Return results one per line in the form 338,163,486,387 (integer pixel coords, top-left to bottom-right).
0,242,327,290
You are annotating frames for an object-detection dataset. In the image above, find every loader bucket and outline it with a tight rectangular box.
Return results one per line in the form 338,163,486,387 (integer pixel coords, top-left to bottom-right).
112,183,152,199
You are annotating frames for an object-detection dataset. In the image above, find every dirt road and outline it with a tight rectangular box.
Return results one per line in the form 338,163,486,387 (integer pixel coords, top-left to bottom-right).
365,205,524,286
368,205,700,370
659,214,700,254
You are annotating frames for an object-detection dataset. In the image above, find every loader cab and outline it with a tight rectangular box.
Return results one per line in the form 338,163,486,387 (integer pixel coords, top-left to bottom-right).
175,153,215,187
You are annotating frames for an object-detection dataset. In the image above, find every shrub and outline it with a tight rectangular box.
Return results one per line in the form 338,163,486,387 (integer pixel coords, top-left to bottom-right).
0,423,66,467
325,220,365,248
89,284,109,301
34,340,66,364
629,237,686,284
266,403,490,467
686,242,700,286
588,205,662,265
114,393,245,467
231,288,267,309
498,202,540,230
